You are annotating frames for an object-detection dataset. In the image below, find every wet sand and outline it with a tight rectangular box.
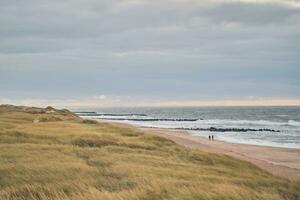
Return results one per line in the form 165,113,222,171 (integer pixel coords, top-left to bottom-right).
105,121,300,181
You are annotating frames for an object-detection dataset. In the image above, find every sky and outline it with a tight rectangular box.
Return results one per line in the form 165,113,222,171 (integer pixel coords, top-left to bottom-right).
0,0,300,107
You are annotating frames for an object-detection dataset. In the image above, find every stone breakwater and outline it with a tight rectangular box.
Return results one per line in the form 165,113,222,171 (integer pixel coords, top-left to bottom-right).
98,118,199,122
174,127,280,132
75,113,147,117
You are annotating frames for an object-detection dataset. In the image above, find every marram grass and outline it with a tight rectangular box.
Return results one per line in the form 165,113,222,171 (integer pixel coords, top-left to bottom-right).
0,105,299,200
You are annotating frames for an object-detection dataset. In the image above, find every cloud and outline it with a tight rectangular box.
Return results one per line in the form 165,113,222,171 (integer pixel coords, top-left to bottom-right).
0,0,299,101
202,1,300,25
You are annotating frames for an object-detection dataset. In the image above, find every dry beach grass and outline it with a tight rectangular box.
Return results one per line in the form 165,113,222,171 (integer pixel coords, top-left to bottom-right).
136,126,300,181
0,105,299,200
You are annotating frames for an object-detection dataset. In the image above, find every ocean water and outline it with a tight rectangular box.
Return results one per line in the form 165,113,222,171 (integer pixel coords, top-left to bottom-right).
74,106,300,149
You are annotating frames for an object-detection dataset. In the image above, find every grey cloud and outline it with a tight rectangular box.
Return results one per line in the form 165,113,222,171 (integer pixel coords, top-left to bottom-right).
201,2,300,25
1,0,296,40
0,0,299,100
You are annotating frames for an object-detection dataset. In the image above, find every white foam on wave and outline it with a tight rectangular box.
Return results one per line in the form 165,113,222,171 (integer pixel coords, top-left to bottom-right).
216,136,300,149
196,119,300,128
288,120,300,127
114,118,300,131
189,131,300,149
85,115,300,128
198,119,281,126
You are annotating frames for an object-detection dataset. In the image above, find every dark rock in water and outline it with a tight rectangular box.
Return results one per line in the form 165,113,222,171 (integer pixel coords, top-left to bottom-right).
100,113,147,116
74,111,97,114
75,113,147,117
174,127,280,133
98,118,198,122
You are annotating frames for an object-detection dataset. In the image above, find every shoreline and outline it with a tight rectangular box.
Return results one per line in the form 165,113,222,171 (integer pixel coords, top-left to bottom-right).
101,120,300,181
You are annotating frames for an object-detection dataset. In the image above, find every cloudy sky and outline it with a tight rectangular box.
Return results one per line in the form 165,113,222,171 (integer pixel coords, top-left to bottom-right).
1,0,300,107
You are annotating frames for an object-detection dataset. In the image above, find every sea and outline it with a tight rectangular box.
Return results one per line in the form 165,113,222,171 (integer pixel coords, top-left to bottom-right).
73,106,300,149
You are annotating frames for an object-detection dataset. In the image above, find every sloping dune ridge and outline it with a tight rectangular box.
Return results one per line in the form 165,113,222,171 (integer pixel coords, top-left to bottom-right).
0,105,299,200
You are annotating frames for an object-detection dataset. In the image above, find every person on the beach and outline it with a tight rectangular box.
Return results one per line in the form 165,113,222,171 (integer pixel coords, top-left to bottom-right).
212,135,214,140
209,135,211,140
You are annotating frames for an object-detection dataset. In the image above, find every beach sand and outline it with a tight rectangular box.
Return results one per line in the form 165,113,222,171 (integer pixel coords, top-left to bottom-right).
105,121,300,181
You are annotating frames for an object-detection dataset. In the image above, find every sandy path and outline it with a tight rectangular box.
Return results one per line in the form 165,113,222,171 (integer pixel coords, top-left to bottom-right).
104,121,300,181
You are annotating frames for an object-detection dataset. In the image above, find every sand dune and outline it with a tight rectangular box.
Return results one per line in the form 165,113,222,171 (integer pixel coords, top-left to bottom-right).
108,121,300,181
142,127,300,181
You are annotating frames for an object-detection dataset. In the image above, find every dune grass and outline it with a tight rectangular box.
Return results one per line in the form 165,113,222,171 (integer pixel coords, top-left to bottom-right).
0,105,299,200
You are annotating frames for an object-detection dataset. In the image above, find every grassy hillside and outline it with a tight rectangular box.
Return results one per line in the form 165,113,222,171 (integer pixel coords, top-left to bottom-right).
0,105,299,200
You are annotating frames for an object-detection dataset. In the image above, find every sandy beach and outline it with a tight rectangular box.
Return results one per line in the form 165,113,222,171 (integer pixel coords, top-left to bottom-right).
106,121,300,181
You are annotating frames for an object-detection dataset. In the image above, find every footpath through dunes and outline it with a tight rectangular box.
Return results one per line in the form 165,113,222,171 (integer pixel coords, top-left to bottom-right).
0,105,300,200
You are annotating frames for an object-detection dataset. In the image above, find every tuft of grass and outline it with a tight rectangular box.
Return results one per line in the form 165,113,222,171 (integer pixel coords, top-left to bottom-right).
0,104,299,200
72,136,119,148
82,119,98,124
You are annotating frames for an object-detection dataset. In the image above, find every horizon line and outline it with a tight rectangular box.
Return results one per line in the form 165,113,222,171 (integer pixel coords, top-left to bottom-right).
1,97,300,108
